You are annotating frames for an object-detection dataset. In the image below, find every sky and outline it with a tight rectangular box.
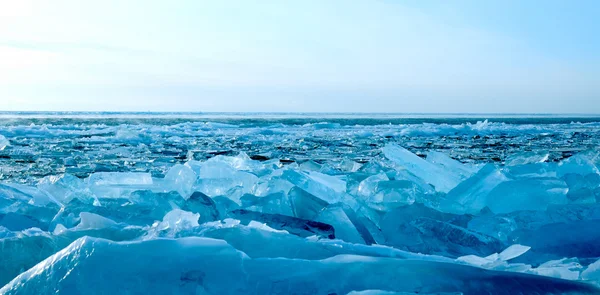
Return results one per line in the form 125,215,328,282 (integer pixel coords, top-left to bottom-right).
0,0,598,113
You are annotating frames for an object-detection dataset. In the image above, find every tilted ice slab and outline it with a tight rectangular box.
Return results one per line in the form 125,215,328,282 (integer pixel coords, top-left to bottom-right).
2,236,599,295
383,144,462,193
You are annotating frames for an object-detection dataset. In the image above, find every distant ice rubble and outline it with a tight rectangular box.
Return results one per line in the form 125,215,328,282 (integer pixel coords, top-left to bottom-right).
1,144,600,293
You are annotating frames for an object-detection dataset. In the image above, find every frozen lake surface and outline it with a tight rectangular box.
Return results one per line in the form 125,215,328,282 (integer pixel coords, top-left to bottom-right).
1,113,600,294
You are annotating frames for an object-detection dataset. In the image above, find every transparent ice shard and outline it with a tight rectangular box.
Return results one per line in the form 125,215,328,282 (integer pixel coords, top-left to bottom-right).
252,173,294,197
289,186,328,220
150,209,200,237
87,172,153,199
562,173,599,204
426,151,477,180
240,192,293,216
467,215,518,242
381,204,503,257
282,169,347,204
315,205,365,244
37,173,89,204
505,151,550,166
486,178,568,214
357,173,389,198
366,180,419,211
557,151,600,178
162,164,196,199
182,192,220,223
383,144,461,193
191,159,259,201
299,160,323,172
439,164,509,214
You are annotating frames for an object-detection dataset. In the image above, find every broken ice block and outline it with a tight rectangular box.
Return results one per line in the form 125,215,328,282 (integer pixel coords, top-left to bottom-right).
510,219,600,261
252,174,294,197
282,169,346,204
505,162,558,179
75,212,118,230
87,172,153,199
439,164,509,214
151,209,200,237
37,174,89,204
316,204,375,245
486,178,568,214
289,186,329,220
530,258,583,280
357,173,389,198
0,229,72,287
183,192,220,223
192,159,259,200
162,164,196,199
426,151,476,180
457,244,531,269
383,144,462,193
240,192,293,216
557,151,600,178
562,173,598,204
467,215,518,242
381,205,503,257
366,180,418,211
505,151,550,166
581,258,600,283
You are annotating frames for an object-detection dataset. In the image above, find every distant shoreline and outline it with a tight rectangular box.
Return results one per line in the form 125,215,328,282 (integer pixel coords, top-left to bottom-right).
1,112,600,126
1,111,600,119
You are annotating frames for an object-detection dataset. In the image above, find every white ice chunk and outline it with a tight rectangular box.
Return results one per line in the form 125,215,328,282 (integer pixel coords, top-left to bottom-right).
456,254,494,267
247,221,289,234
0,135,9,151
530,258,583,280
52,224,67,235
153,209,200,235
75,212,118,230
498,244,531,261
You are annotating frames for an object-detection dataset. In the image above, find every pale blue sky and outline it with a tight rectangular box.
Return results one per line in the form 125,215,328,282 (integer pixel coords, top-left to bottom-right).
0,0,598,113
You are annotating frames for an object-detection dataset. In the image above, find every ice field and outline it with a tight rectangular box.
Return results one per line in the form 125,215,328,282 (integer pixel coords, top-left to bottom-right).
1,113,600,294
